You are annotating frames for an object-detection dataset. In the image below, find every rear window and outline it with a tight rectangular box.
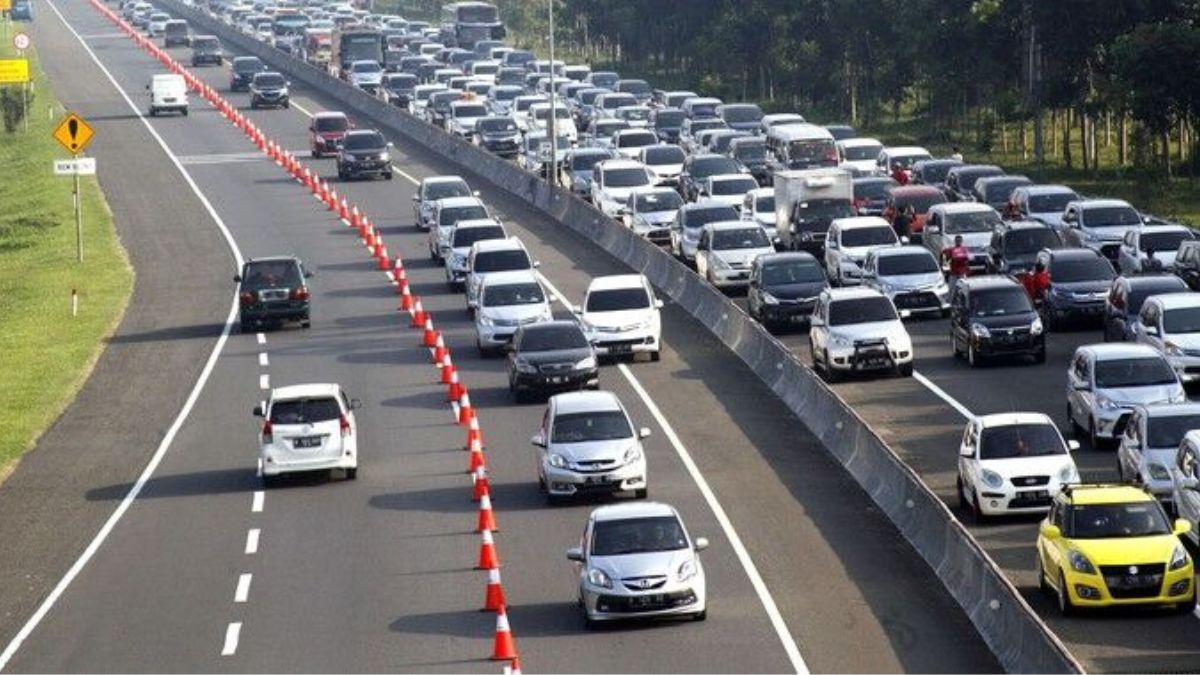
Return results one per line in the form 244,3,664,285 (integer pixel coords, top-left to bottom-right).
970,287,1033,317
452,225,505,248
691,156,741,179
343,132,385,150
586,288,650,311
518,325,589,351
270,397,341,424
474,249,530,273
483,282,545,306
441,205,488,226
644,146,685,164
682,205,739,229
242,260,301,287
315,116,348,132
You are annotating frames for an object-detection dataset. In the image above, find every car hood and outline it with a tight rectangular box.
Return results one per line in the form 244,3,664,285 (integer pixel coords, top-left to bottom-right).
878,271,943,291
584,308,654,330
351,73,383,84
1031,211,1064,227
1165,333,1200,350
481,132,520,142
592,548,692,582
713,246,773,266
1099,384,1182,407
982,454,1074,478
973,312,1039,329
552,438,636,463
518,347,593,366
1054,280,1111,295
1084,226,1130,242
1143,447,1178,470
480,304,547,323
634,211,677,228
1071,534,1178,567
649,164,683,177
829,320,909,345
764,281,825,301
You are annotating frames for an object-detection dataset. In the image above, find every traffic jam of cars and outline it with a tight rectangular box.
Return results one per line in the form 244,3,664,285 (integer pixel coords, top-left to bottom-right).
138,0,1197,623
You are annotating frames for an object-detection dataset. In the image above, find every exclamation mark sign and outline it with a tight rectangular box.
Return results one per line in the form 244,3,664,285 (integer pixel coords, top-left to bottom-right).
68,118,79,151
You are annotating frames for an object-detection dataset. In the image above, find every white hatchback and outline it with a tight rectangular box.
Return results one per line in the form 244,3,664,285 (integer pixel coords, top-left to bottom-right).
957,413,1080,519
255,383,360,483
475,270,553,356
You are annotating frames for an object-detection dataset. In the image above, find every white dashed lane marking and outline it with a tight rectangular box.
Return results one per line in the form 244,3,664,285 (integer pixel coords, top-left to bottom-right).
244,529,260,555
234,574,252,603
220,622,241,656
251,491,264,513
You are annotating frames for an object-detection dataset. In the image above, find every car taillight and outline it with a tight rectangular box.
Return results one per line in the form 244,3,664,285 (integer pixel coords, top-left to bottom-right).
261,420,273,444
339,415,351,438
291,286,310,301
240,291,257,305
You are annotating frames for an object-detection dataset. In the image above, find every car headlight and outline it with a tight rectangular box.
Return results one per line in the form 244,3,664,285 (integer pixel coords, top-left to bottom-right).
1148,462,1171,481
514,359,537,374
830,333,852,347
677,558,698,582
761,291,779,305
1057,463,1078,483
379,151,390,162
1095,394,1120,411
980,468,1004,489
574,356,597,370
587,567,613,589
342,153,356,162
971,323,991,339
478,316,495,327
547,453,568,469
1030,317,1044,335
710,255,731,270
1169,542,1191,571
1068,549,1096,575
622,444,642,465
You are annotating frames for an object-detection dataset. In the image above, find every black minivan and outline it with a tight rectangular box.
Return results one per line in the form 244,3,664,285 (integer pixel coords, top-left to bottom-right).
950,276,1045,367
235,257,313,331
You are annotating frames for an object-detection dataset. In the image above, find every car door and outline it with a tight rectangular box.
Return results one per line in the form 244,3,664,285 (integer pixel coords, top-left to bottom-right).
1040,500,1068,578
1135,302,1164,352
950,287,970,348
824,225,841,279
695,228,711,278
924,212,943,259
1117,409,1142,480
1067,352,1092,428
1175,441,1200,542
957,420,980,498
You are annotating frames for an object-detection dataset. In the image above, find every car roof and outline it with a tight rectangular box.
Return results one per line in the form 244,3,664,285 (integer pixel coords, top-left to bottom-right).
882,145,929,155
1139,224,1191,235
479,269,538,287
708,173,755,182
874,245,932,259
1077,343,1162,360
929,202,997,215
246,255,300,265
832,216,891,230
343,129,381,139
1124,274,1187,289
976,412,1055,428
1018,184,1076,196
680,201,738,214
1074,198,1134,210
587,274,648,292
890,185,943,196
597,158,646,171
826,286,886,301
1147,292,1200,310
704,220,761,232
453,218,502,231
1047,248,1103,262
1065,484,1154,505
976,175,1031,186
961,275,1021,291
270,383,342,400
435,196,485,208
1001,220,1051,231
746,187,774,198
838,137,882,148
759,251,819,265
551,389,623,415
471,237,524,253
423,175,466,185
590,501,678,523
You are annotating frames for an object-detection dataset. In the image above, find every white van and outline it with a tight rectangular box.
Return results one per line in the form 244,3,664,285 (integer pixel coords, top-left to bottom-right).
148,73,188,116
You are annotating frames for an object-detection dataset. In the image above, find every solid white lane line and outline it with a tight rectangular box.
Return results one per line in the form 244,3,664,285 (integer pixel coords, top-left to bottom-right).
234,574,252,603
616,363,808,674
244,529,260,555
251,491,264,513
256,332,265,345
0,2,248,670
912,370,974,419
258,352,269,367
259,374,269,390
220,622,241,656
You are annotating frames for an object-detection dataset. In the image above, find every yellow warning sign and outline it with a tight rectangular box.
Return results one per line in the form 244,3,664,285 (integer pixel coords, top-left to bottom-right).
0,58,28,84
53,112,95,155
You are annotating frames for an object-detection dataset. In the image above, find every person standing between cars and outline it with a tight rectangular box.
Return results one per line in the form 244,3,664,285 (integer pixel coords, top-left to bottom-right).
1022,259,1051,303
950,146,964,162
891,161,910,186
893,204,915,239
943,235,971,280
1143,244,1165,273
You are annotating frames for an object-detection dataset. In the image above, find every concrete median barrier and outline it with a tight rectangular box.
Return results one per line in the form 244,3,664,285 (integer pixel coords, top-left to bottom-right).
162,3,1081,671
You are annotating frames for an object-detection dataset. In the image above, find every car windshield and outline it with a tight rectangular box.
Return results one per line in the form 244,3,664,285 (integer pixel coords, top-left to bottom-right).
635,191,683,212
193,37,219,49
762,260,825,285
352,61,381,73
689,102,719,117
1051,257,1116,283
479,118,517,133
691,156,740,178
315,116,348,132
689,119,726,135
255,74,285,87
1085,206,1142,228
1005,229,1060,255
683,206,739,229
452,225,505,248
711,178,756,196
602,95,637,109
618,108,650,122
1129,281,1186,314
617,132,656,148
343,133,385,150
570,153,608,171
1094,357,1177,388
841,226,896,248
234,58,263,73
795,201,855,230
1147,414,1200,447
551,410,632,443
979,424,1066,459
828,296,897,326
878,253,937,276
591,516,689,556
1164,307,1200,334
594,122,629,138
956,169,1001,191
644,146,685,165
1028,193,1076,213
754,196,775,213
971,288,1032,316
787,139,837,164
944,211,1000,234
474,249,529,273
855,181,893,200
1141,231,1192,252
441,205,488,226
618,80,650,95
518,325,589,351
1068,502,1171,539
916,162,956,183
243,260,301,287
482,282,544,306
586,288,649,311
426,181,470,201
844,144,883,161
982,180,1030,202
533,106,570,120
712,228,769,250
493,88,519,101
269,397,341,424
603,168,650,188
453,104,488,118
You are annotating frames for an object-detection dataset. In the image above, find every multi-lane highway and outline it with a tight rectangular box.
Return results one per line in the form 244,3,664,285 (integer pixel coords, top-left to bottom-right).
0,0,1003,672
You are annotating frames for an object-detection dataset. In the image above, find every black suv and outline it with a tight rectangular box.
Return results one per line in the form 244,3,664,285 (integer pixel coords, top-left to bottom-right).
986,220,1062,276
337,130,394,180
507,321,599,402
249,72,290,109
950,276,1045,366
235,257,313,331
190,35,223,66
747,252,828,328
1037,248,1117,328
229,56,266,92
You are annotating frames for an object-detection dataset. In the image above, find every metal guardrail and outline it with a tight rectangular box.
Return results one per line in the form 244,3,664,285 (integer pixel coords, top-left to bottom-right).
161,3,1084,671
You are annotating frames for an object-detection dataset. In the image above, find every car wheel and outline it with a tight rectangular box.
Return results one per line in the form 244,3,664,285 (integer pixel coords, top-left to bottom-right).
1034,346,1046,364
634,487,648,499
967,341,981,368
1057,572,1076,616
261,474,277,489
1089,420,1103,451
898,362,913,377
692,610,707,622
822,351,841,383
650,350,661,363
345,467,357,480
384,170,393,180
1036,550,1051,594
583,615,598,630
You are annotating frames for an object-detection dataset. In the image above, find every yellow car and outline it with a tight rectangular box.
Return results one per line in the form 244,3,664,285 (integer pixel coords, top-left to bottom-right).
1036,484,1195,615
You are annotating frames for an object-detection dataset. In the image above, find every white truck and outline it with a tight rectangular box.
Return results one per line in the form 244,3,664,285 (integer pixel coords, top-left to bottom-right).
773,168,854,257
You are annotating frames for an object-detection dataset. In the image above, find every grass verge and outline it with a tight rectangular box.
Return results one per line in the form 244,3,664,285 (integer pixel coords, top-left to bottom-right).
0,38,134,480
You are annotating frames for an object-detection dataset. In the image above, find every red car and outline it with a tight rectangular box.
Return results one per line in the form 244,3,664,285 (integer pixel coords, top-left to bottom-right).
883,185,946,241
309,111,352,158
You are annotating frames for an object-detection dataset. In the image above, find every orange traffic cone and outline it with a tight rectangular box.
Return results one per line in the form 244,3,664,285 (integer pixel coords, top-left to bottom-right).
465,415,483,450
325,186,337,210
476,527,500,570
490,605,517,660
482,567,506,612
472,465,490,501
350,206,361,229
393,257,405,276
467,439,486,474
375,245,390,270
398,285,414,311
478,493,498,532
509,658,523,675
446,368,464,401
339,197,350,221
423,321,437,347
432,334,448,365
410,300,427,327
457,392,474,425
440,354,455,381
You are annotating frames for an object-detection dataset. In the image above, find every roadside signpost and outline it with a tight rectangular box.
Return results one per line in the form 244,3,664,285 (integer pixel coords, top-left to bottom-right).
53,112,97,263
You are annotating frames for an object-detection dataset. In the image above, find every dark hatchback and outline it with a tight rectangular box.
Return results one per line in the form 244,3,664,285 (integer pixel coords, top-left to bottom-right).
190,36,223,66
950,276,1045,366
229,56,266,92
337,130,394,180
747,252,828,328
1103,274,1189,342
235,257,313,331
986,220,1063,276
1038,248,1117,328
507,321,600,402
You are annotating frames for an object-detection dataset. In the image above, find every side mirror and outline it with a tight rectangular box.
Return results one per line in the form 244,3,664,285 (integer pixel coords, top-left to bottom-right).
1173,518,1192,536
1039,523,1062,540
566,546,584,562
638,427,651,439
693,537,709,552
827,240,839,249
252,405,264,417
286,80,292,86
530,433,546,448
1067,439,1081,452
304,270,315,278
959,444,974,458
900,235,910,245
473,190,481,197
349,398,362,410
533,260,541,268
572,307,583,315
899,309,913,319
654,299,664,309
1182,476,1200,490
412,195,419,202
233,274,242,282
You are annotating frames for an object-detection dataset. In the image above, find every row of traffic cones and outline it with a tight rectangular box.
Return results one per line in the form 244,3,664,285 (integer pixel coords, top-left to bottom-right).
89,0,521,664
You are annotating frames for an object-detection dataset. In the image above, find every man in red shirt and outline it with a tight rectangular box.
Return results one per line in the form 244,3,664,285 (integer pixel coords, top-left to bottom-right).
890,162,910,186
942,235,971,279
1022,260,1050,302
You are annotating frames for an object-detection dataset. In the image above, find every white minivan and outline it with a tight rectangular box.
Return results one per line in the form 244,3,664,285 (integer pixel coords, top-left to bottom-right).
148,73,189,116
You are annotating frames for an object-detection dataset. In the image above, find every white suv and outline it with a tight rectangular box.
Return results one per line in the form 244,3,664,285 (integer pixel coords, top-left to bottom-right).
532,390,650,502
591,159,655,218
694,221,774,288
466,237,535,310
577,274,663,361
809,287,914,381
475,270,552,356
956,413,1079,519
255,384,360,483
1133,292,1200,384
824,216,902,286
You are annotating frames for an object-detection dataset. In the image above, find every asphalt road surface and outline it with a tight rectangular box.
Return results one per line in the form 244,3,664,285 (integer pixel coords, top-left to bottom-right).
0,1,999,673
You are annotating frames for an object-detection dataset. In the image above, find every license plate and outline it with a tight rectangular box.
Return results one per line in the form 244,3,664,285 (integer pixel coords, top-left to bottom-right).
293,436,322,448
585,474,612,484
791,314,808,324
857,358,888,369
608,344,633,354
